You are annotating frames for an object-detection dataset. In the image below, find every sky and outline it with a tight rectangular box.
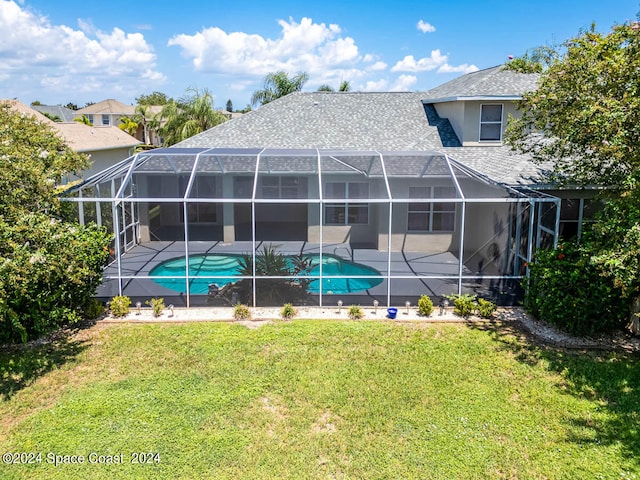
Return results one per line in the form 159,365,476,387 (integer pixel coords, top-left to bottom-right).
1,0,638,110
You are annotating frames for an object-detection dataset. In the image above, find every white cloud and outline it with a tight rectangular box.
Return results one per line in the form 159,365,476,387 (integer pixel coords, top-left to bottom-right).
0,0,164,101
367,61,388,72
390,74,417,91
417,20,436,33
168,16,366,77
437,63,479,74
362,79,389,92
391,50,448,72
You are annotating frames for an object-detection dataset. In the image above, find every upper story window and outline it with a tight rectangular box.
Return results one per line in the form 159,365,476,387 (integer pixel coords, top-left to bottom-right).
479,104,503,141
101,114,110,126
87,114,94,125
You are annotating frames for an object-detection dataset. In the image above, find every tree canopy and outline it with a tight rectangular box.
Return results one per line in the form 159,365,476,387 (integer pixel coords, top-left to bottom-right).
136,91,172,105
159,88,227,146
506,21,640,187
251,71,309,106
0,103,111,342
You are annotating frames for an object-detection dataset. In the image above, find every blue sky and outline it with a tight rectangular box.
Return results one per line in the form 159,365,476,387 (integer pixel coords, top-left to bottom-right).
1,0,638,109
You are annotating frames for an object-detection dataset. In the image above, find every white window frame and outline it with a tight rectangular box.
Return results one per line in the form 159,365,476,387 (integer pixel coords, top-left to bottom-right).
102,114,110,126
479,104,503,142
324,182,369,225
260,176,306,199
407,186,456,232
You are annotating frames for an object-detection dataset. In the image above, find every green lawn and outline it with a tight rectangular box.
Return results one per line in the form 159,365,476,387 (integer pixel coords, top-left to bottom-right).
1,320,639,479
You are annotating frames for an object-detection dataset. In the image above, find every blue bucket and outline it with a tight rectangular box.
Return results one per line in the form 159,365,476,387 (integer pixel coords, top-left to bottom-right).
387,307,398,319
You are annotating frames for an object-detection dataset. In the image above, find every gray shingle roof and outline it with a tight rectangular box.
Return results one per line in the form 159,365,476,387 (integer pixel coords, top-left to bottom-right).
174,69,546,187
31,104,77,122
423,65,539,100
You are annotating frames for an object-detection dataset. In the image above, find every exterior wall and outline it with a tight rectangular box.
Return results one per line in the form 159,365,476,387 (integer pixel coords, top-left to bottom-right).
462,101,521,146
432,101,465,143
82,147,136,179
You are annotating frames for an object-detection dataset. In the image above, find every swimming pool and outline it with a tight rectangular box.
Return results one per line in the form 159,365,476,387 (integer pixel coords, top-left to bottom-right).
149,253,383,295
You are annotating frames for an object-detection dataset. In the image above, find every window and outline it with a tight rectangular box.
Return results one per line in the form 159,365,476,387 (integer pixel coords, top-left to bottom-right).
325,182,369,225
179,175,218,223
479,104,503,141
87,114,94,125
408,186,456,232
260,176,307,199
102,114,110,126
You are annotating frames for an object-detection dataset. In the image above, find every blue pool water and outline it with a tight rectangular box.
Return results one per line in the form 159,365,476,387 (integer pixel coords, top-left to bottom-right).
149,253,383,295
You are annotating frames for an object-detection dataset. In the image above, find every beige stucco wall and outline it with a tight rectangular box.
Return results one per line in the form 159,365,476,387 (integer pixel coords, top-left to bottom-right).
432,101,465,143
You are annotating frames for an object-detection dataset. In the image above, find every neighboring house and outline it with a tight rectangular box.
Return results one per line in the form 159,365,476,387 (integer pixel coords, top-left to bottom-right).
3,100,141,179
77,99,164,146
31,104,77,122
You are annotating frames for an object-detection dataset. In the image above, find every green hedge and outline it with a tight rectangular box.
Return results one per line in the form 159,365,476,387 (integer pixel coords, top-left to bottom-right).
524,243,628,336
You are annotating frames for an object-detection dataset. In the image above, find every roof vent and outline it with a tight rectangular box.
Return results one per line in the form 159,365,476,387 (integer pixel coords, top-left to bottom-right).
313,101,319,107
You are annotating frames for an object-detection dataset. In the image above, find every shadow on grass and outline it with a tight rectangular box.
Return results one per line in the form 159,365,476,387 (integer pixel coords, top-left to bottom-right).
0,323,93,401
467,311,640,465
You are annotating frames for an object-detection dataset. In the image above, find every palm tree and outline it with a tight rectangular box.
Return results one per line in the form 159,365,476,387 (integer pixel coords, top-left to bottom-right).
118,116,138,136
73,115,92,125
251,71,309,106
159,87,227,146
133,104,155,144
316,80,351,92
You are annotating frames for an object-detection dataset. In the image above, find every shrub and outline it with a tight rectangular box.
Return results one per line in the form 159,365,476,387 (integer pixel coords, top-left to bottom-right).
233,304,252,320
83,298,106,319
146,297,165,317
417,295,434,316
476,298,497,319
447,294,477,318
280,303,297,320
110,295,131,317
524,243,628,335
348,304,364,320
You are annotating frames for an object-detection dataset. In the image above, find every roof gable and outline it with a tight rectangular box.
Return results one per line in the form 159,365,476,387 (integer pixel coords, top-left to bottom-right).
77,99,135,115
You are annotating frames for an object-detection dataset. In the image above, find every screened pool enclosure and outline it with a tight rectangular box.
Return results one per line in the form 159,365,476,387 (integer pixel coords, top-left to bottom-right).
62,148,560,307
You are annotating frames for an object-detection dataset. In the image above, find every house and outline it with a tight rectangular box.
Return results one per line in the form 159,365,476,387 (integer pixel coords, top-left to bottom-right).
64,65,581,306
3,100,141,179
76,99,164,146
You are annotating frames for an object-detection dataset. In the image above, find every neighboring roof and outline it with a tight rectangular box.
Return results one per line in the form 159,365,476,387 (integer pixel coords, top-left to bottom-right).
31,104,77,122
422,65,539,102
77,99,135,115
2,100,140,152
54,123,141,152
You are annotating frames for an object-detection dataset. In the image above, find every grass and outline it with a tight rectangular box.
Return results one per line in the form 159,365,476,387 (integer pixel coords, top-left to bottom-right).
1,320,640,479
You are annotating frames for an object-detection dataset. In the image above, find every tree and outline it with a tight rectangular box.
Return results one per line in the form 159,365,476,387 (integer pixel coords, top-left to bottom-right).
503,45,560,74
136,91,172,105
42,112,62,122
251,71,309,106
226,99,233,112
159,87,228,146
316,80,351,92
507,20,640,333
64,102,79,110
0,103,111,342
118,116,138,136
506,21,640,187
133,104,158,145
74,115,92,125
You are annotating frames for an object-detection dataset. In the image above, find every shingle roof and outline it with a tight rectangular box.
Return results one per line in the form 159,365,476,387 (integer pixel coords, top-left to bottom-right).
423,65,539,100
31,104,77,122
173,67,546,187
77,99,136,115
2,100,140,152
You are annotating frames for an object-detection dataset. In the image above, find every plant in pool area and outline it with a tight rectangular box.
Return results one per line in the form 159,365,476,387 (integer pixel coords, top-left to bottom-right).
348,304,364,320
476,298,497,319
417,295,434,317
280,303,298,320
146,297,165,317
446,293,477,318
233,303,252,320
110,295,131,317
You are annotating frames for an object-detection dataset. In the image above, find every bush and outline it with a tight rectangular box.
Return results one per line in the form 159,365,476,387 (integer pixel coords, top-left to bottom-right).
524,243,628,335
280,303,297,320
417,295,434,316
0,215,112,343
83,298,106,319
476,298,497,319
348,305,364,320
233,304,252,320
110,296,131,317
447,294,477,318
146,297,165,317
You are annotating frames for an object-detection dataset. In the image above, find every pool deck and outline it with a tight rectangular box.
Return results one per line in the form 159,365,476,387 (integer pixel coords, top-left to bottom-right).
99,241,508,306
